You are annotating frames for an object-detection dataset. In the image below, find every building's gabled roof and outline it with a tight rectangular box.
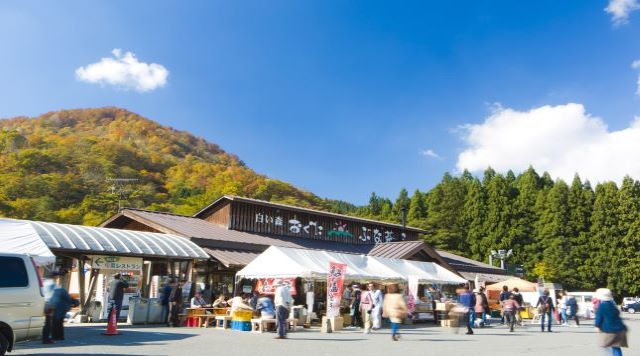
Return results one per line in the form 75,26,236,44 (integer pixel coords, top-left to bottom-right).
436,249,508,275
194,195,427,233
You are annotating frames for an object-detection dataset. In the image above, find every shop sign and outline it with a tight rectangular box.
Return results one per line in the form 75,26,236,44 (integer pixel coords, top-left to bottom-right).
255,278,297,295
91,255,143,271
326,261,346,318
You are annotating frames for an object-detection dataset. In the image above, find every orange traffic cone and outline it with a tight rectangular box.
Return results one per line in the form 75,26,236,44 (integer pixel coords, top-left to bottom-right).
102,307,120,336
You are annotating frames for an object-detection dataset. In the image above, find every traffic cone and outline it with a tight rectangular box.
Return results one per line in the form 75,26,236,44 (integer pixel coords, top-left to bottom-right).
102,307,120,336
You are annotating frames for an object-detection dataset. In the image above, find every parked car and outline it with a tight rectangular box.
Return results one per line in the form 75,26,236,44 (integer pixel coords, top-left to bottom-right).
621,301,640,314
622,297,639,306
0,253,45,355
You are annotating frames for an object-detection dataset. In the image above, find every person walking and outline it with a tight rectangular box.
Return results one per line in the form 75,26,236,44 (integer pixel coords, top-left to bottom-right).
169,280,184,327
160,280,173,326
274,282,293,339
349,284,362,328
558,291,568,325
566,294,580,327
595,288,628,356
41,272,57,344
382,284,407,341
371,283,383,330
499,285,511,324
49,278,75,341
502,294,521,332
536,289,555,332
512,287,524,326
459,286,476,335
108,273,129,321
360,283,375,334
473,288,489,327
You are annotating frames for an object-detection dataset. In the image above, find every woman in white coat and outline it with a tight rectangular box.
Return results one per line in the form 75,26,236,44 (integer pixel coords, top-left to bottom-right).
371,283,384,329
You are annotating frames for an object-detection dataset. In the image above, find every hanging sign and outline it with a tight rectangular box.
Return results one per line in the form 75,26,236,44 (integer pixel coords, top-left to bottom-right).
255,278,297,295
90,255,143,271
326,261,347,318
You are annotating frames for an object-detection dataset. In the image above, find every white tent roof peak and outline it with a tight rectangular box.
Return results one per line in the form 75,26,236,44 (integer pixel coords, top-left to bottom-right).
236,246,466,284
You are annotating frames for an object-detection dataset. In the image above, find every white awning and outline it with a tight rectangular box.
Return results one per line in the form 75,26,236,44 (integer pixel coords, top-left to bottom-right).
0,220,56,265
235,246,466,284
0,218,209,260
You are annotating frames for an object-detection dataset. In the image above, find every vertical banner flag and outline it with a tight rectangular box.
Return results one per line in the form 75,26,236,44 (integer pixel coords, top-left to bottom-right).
407,275,419,315
327,261,347,318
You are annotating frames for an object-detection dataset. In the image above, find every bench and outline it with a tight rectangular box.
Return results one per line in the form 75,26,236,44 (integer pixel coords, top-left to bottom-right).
251,318,277,333
215,315,232,329
287,318,298,331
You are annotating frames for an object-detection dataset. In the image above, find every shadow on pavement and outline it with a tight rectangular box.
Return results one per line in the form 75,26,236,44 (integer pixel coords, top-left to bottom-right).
288,338,368,342
14,327,198,352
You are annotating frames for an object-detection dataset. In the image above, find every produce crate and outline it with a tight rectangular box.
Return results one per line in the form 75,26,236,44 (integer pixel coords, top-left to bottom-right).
231,310,253,322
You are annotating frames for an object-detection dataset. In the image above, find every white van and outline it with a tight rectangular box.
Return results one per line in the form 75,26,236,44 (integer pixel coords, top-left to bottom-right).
0,253,45,355
567,291,596,319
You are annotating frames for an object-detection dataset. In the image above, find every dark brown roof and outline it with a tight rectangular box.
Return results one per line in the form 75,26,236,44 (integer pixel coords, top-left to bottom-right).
436,249,508,275
194,195,426,233
203,248,260,268
459,271,512,283
367,240,425,259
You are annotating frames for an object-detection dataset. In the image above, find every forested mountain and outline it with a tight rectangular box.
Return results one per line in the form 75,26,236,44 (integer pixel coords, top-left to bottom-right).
0,108,339,225
1,107,638,297
354,168,640,297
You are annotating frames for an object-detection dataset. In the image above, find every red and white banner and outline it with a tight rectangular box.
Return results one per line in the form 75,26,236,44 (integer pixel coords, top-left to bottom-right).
326,261,347,318
255,278,297,295
407,275,418,315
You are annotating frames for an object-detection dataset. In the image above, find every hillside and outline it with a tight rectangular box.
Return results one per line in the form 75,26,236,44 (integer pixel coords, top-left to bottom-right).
0,107,336,225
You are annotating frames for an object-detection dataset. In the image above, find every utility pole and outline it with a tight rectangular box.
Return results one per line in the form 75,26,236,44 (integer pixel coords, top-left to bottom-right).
106,178,139,211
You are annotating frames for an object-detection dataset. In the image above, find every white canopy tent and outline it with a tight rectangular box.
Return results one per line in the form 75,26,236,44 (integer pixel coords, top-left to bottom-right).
235,246,466,285
0,219,56,265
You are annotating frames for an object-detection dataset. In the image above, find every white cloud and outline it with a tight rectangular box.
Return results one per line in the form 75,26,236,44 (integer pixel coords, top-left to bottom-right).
420,149,442,160
75,49,168,92
456,103,640,184
631,60,640,95
605,0,639,25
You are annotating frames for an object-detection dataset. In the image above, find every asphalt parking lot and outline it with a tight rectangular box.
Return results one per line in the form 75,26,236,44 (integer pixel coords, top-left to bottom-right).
10,315,640,356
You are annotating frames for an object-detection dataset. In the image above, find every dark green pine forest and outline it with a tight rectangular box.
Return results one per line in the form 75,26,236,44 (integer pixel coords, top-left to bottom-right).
1,108,639,297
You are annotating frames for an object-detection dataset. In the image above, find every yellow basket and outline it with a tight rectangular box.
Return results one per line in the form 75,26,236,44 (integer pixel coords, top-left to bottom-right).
231,310,253,321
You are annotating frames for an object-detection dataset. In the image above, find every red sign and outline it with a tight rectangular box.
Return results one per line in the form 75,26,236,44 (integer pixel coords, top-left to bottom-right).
326,261,347,317
255,278,297,295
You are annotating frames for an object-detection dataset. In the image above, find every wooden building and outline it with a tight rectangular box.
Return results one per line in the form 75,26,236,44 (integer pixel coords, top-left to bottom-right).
102,195,462,296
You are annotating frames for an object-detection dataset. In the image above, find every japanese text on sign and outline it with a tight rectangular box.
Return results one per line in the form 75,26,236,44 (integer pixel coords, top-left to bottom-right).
326,261,347,318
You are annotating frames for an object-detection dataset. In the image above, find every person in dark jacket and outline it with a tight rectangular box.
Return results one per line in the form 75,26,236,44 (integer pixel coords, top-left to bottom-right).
108,273,129,321
50,282,76,341
512,287,524,326
536,289,555,332
459,286,476,335
160,280,173,326
499,285,512,324
566,295,580,326
595,288,628,356
169,280,184,327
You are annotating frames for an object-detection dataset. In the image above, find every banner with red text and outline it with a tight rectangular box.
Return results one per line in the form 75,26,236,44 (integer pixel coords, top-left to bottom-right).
326,261,347,318
255,278,297,295
407,275,419,315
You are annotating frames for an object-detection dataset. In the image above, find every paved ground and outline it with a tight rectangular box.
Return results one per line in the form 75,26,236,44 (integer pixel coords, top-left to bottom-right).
10,315,640,356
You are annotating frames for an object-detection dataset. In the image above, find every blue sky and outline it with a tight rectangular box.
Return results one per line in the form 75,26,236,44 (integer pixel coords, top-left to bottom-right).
2,1,640,204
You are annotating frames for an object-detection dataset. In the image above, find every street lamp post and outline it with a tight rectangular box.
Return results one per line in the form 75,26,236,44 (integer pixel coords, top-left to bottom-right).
490,249,512,269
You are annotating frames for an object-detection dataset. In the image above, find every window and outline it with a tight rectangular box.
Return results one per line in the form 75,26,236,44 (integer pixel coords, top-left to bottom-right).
584,296,592,302
0,257,29,288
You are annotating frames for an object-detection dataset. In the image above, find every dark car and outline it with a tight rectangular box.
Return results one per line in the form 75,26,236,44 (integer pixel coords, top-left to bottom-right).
621,302,640,313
